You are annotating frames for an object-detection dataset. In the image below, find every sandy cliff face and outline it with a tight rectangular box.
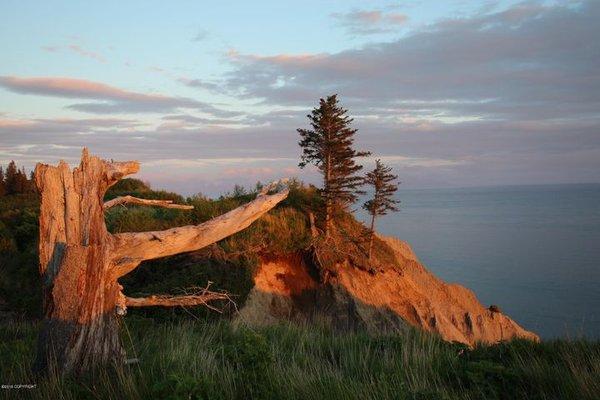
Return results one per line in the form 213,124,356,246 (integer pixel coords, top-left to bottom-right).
238,236,539,346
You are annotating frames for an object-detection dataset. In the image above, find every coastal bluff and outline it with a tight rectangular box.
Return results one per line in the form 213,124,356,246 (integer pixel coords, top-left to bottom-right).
238,234,539,346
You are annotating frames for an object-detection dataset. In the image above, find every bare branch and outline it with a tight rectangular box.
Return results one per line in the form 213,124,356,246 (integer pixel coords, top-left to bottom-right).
118,283,234,314
104,195,194,210
125,293,229,308
105,160,139,186
110,187,288,271
258,178,289,196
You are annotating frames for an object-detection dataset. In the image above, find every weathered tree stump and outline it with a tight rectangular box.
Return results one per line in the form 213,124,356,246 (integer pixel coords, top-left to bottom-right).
33,149,288,374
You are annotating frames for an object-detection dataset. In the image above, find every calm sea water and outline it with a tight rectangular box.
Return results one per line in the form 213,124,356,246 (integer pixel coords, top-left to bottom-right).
357,184,600,339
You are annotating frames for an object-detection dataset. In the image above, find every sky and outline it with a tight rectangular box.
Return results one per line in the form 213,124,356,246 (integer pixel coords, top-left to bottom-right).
0,0,598,196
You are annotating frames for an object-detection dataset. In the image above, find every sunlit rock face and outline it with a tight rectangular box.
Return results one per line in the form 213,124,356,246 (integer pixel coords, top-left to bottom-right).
238,236,539,346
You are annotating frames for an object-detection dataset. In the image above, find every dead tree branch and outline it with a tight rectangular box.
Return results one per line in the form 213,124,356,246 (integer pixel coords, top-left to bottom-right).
33,148,286,374
123,283,234,313
110,187,289,271
104,195,194,210
258,178,289,196
125,293,229,308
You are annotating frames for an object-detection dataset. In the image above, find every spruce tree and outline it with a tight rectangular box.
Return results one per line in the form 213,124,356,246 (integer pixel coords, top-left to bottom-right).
17,166,29,193
298,94,370,236
5,161,18,195
363,159,400,259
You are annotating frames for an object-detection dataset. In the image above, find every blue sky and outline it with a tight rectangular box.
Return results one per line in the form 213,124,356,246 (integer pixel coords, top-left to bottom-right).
0,0,598,195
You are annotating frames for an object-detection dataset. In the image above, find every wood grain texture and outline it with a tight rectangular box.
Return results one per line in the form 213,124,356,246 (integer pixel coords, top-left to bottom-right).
33,148,287,374
104,195,194,210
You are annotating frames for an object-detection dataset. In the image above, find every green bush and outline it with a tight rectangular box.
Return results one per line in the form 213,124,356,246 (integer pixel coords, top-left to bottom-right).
225,328,275,399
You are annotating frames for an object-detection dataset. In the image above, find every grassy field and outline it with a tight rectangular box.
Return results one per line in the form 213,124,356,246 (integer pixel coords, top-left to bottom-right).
1,318,599,400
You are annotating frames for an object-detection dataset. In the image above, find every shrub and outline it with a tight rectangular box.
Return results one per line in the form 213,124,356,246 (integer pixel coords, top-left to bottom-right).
225,328,275,399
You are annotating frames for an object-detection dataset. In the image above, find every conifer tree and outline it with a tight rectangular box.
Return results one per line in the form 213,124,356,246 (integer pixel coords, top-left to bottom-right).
363,159,400,259
298,94,370,236
0,167,5,196
4,161,18,195
18,166,29,193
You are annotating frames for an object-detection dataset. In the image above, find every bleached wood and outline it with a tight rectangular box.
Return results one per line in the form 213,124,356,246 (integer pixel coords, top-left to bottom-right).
125,293,229,308
105,160,140,186
33,147,287,374
258,178,288,196
111,188,289,269
104,195,194,210
34,148,140,374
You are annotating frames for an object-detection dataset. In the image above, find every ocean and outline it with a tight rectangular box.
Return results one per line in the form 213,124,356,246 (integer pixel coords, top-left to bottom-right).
356,184,600,339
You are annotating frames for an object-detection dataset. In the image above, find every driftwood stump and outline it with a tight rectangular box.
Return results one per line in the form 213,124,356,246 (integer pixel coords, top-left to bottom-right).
33,149,288,374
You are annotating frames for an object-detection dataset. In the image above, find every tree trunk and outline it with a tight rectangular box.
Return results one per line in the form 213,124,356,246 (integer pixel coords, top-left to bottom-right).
33,149,288,375
368,214,376,260
324,152,332,238
33,150,138,374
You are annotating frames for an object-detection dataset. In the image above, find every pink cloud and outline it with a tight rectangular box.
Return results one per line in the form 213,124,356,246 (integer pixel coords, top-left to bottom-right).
0,118,34,129
386,13,408,25
0,76,240,115
41,43,106,63
353,11,383,24
0,76,152,100
67,45,106,63
253,53,325,65
332,9,409,35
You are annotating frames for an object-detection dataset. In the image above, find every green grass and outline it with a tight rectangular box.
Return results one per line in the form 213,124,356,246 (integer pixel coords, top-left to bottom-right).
1,319,599,400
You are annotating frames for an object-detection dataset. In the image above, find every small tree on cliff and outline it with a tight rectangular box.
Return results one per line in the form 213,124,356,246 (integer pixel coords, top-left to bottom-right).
363,159,400,259
33,149,288,375
298,95,370,237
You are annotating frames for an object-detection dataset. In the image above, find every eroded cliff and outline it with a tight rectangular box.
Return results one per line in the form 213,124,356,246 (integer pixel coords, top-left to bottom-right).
238,235,538,346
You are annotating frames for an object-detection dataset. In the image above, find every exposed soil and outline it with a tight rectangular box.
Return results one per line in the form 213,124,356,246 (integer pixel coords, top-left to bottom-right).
238,235,539,346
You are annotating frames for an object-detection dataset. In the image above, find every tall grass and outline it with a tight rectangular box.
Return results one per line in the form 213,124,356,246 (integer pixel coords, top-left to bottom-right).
1,318,599,400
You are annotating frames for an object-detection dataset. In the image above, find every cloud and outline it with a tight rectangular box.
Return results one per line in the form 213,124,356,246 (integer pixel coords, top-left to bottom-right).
2,1,599,194
209,0,599,123
2,105,599,195
331,9,408,35
162,114,248,127
0,76,240,116
178,77,222,92
42,44,106,63
192,28,209,42
0,117,143,134
67,45,106,63
372,155,469,168
163,0,600,190
0,114,307,195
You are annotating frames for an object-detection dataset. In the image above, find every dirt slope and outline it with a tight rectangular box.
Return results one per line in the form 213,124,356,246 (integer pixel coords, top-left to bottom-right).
238,236,538,346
